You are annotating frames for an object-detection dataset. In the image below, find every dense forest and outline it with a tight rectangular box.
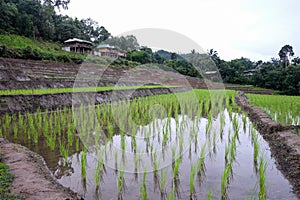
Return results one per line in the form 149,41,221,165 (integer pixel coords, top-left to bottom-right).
0,0,110,43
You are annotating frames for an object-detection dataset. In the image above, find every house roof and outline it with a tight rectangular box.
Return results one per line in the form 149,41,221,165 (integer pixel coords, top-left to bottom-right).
97,44,115,49
64,38,93,45
204,71,218,75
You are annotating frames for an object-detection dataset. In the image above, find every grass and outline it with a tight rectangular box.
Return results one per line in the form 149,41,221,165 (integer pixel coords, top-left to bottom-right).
0,85,176,96
247,93,300,126
0,162,20,199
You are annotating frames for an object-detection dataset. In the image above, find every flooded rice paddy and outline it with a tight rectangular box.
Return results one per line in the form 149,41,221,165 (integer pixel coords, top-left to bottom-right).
0,90,297,199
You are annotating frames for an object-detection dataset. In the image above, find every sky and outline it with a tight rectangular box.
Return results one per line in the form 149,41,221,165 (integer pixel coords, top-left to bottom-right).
59,0,300,61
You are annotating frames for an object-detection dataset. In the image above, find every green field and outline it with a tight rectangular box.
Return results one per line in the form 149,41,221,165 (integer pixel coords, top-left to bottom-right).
0,85,176,96
247,94,300,126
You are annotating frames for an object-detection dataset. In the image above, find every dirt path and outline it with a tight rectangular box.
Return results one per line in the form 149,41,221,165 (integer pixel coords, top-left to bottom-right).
0,138,82,200
235,92,300,198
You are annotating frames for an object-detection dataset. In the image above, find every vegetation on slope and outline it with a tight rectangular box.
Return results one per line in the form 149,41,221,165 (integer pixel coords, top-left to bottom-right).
0,34,84,63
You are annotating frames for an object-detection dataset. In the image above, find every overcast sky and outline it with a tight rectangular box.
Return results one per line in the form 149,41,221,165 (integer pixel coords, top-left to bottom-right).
59,0,300,61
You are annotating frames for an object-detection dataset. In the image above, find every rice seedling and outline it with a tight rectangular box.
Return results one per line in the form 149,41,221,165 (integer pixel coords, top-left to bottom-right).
197,144,206,176
253,132,259,168
259,156,267,200
190,164,197,198
95,161,103,189
247,94,300,126
221,165,230,199
173,157,181,181
81,148,87,181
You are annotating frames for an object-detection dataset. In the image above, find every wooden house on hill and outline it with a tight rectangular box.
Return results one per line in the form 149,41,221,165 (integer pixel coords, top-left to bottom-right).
62,38,93,55
95,44,126,59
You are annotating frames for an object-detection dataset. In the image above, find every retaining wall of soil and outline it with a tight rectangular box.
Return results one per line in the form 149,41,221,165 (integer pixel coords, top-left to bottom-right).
235,92,300,197
0,87,190,115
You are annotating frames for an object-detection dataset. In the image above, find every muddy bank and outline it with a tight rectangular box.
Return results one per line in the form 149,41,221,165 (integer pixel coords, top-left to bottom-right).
0,87,190,114
235,92,300,198
0,138,82,200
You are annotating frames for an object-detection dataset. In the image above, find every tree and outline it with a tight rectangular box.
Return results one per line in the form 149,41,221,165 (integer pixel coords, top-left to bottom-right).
279,45,294,67
44,0,70,10
103,35,139,51
171,52,177,60
292,57,300,65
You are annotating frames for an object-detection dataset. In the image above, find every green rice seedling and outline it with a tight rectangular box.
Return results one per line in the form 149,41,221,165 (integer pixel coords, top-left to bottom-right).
259,156,267,200
95,161,103,188
117,169,125,198
253,132,259,169
247,94,300,126
173,157,181,181
242,112,247,131
140,170,148,200
13,123,18,138
81,148,87,181
59,140,68,163
221,165,230,199
190,164,197,198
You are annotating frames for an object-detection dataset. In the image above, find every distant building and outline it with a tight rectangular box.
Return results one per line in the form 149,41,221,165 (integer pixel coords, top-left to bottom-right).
62,38,93,55
204,71,218,78
95,44,126,58
243,69,258,76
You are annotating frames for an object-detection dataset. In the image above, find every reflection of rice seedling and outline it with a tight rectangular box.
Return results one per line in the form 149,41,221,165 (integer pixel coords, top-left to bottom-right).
159,169,168,194
140,170,148,200
167,184,175,200
153,152,158,175
207,188,213,200
117,169,125,198
259,156,267,200
95,161,103,188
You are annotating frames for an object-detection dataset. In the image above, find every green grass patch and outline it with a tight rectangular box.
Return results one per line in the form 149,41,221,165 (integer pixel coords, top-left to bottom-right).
0,34,84,64
0,162,20,199
0,85,176,96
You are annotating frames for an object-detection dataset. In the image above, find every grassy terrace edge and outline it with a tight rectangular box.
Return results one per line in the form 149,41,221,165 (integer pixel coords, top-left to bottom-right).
0,85,178,96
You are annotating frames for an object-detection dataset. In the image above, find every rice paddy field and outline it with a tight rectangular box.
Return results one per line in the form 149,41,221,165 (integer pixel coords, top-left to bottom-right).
0,89,298,199
247,94,300,126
